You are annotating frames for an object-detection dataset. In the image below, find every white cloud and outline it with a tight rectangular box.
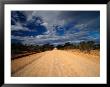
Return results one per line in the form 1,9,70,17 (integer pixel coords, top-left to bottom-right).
26,11,66,35
11,25,30,31
11,21,32,31
11,11,100,45
74,16,100,31
74,24,87,29
41,22,48,26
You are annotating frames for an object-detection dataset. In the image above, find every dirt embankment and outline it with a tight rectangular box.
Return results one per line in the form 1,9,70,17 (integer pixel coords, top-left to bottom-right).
11,49,100,77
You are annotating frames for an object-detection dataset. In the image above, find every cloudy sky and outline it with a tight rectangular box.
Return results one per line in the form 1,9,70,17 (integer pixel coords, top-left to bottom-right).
11,11,100,45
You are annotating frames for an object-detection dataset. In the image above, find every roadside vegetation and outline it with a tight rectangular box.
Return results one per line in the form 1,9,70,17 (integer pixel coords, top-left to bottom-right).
57,41,100,52
11,41,100,59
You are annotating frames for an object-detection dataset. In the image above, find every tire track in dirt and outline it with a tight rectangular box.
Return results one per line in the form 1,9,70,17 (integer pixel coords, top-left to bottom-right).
12,49,100,77
11,52,46,75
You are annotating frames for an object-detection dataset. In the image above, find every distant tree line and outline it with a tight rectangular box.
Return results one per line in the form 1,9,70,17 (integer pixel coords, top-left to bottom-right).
11,41,100,55
56,41,100,53
11,43,54,55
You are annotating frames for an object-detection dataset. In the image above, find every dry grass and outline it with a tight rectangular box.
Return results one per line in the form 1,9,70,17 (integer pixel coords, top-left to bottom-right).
66,49,99,56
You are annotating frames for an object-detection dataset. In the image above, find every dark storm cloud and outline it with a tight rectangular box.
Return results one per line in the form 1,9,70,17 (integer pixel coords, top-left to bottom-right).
11,11,47,36
11,11,100,45
58,11,99,22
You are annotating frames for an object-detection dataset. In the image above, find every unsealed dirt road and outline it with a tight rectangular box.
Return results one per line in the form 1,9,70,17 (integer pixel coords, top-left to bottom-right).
11,49,100,77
